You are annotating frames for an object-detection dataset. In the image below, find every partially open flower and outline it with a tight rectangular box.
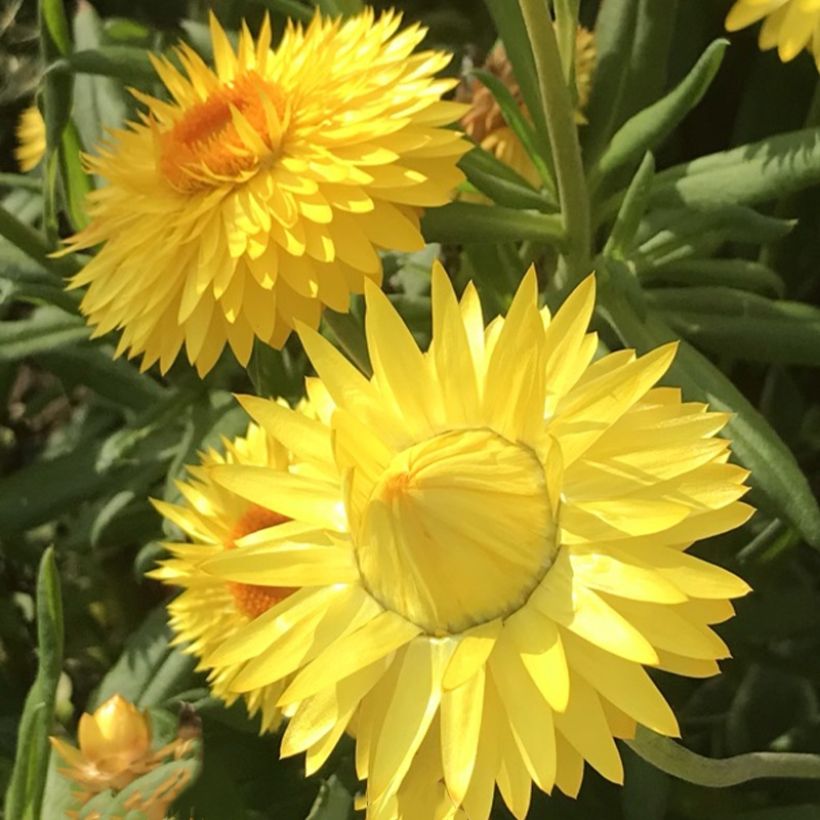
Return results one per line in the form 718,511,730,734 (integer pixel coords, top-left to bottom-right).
50,694,195,818
15,105,46,173
61,10,468,376
460,28,595,187
150,404,335,732
726,0,820,69
193,264,752,818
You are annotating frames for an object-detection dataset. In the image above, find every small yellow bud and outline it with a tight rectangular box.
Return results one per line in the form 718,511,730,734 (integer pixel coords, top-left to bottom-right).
76,695,151,775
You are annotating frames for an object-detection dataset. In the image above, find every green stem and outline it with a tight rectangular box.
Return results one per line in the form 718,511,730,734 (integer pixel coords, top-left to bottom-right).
519,0,590,289
628,727,820,787
0,204,80,278
0,173,43,192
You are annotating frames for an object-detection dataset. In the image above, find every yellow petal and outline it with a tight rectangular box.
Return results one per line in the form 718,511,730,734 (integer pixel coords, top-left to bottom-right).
440,668,485,803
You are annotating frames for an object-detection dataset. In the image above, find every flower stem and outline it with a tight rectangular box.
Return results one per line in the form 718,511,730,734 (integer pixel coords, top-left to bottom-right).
519,0,590,289
0,204,79,278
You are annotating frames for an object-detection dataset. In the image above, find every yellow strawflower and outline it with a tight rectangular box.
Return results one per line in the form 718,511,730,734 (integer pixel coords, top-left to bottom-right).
183,264,752,818
726,0,820,68
460,28,595,187
50,694,195,819
150,409,334,732
62,10,468,375
15,105,46,172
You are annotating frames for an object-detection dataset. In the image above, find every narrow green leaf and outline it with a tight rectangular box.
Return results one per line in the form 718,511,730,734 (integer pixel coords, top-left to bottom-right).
482,0,550,151
35,345,168,412
630,206,795,272
0,306,89,362
48,46,157,84
592,40,728,186
306,776,353,820
648,287,820,367
323,310,372,377
471,68,554,192
603,151,655,258
72,3,128,155
628,726,820,787
459,147,557,212
250,0,314,21
422,202,566,245
600,288,820,548
0,174,43,192
57,122,93,230
0,204,80,277
602,127,820,219
91,608,197,710
4,548,64,820
641,258,785,296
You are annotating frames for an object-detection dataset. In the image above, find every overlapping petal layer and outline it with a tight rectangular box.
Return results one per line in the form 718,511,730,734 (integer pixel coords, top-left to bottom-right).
149,404,336,732
726,0,820,68
158,264,752,818
63,10,468,374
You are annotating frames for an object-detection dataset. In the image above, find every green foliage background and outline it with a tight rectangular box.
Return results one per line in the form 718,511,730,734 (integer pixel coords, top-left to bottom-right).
1,0,820,818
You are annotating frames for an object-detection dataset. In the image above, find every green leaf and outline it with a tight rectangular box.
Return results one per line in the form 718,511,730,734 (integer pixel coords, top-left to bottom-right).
627,726,820,787
648,287,820,367
0,306,89,362
592,40,728,187
0,204,81,277
72,2,128,155
583,0,678,165
91,608,198,710
471,68,554,192
306,776,353,820
250,0,314,22
0,270,81,313
35,344,168,413
323,310,372,377
640,258,785,297
611,127,820,215
629,206,795,272
309,0,362,16
603,151,655,258
600,287,820,548
422,202,566,245
4,548,64,820
482,0,550,152
459,146,557,212
48,46,157,84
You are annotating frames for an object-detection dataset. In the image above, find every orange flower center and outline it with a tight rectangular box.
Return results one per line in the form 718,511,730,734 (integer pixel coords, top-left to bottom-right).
226,504,294,620
159,71,286,193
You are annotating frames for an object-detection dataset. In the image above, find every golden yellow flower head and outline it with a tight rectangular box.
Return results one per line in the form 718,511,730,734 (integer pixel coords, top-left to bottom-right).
192,264,752,818
726,0,820,68
15,105,46,173
151,406,334,732
460,29,595,187
50,693,195,817
63,10,468,376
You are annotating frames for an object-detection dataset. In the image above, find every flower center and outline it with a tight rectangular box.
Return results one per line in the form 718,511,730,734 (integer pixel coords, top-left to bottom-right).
159,71,285,193
357,429,558,634
226,504,294,619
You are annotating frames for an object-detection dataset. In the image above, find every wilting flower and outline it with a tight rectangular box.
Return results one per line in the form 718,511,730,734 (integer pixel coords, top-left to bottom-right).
62,10,468,375
15,105,46,172
150,407,333,732
460,28,595,187
194,264,752,818
50,694,196,819
726,0,820,68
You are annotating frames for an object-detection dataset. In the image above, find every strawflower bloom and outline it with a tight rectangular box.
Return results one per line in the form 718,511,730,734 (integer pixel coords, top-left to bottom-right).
189,264,752,818
62,10,468,375
50,694,195,819
15,104,46,172
460,28,595,187
150,408,334,732
726,0,820,68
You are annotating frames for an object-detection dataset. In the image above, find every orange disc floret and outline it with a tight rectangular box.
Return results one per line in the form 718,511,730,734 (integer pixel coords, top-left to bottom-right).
159,71,286,193
226,504,295,619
